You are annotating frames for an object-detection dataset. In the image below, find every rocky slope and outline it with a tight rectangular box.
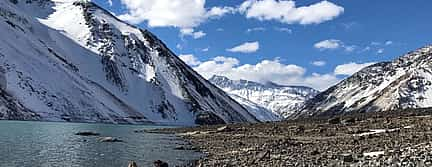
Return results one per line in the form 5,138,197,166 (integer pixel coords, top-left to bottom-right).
209,75,319,118
0,0,259,125
154,108,432,166
299,45,432,117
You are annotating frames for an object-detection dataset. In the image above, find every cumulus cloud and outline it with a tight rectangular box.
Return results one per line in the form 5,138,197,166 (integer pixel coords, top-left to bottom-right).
239,0,344,25
311,61,326,67
314,39,356,52
314,39,342,50
191,56,344,90
227,41,260,53
179,54,202,66
189,56,376,90
334,62,376,76
207,6,236,18
118,0,233,28
180,28,206,39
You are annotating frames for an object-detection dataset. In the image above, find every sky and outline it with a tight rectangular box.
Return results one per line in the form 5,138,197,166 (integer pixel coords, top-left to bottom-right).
92,0,432,90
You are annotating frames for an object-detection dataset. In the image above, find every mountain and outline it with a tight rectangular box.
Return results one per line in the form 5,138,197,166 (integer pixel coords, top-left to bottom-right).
298,45,432,117
209,75,319,118
0,0,259,125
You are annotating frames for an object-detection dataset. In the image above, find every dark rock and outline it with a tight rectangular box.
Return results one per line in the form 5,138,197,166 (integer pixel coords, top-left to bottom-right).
310,150,320,156
341,154,354,162
75,131,100,136
328,117,341,124
153,160,168,167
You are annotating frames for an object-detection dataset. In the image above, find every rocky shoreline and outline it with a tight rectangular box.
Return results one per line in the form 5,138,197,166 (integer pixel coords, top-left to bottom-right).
149,108,432,166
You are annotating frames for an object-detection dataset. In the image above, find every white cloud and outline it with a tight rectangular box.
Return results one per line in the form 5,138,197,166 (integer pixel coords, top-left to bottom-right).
311,61,326,67
274,27,292,33
180,28,206,39
377,48,384,54
246,27,266,33
239,0,344,25
207,6,236,18
107,0,113,6
314,39,356,52
216,28,224,31
334,62,376,76
118,0,233,29
344,45,356,52
385,41,393,45
179,54,202,66
227,41,260,53
192,56,341,90
192,56,376,90
371,42,381,46
314,39,342,50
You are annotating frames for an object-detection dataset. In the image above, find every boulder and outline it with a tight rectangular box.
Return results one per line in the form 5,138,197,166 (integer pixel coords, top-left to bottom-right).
153,160,168,167
75,131,100,136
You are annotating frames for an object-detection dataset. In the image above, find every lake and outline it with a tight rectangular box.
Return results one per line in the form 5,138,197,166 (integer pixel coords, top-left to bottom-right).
0,121,202,166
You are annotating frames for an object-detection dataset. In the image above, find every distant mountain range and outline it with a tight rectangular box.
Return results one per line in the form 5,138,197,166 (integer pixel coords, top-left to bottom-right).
298,45,432,118
209,75,319,119
0,0,259,125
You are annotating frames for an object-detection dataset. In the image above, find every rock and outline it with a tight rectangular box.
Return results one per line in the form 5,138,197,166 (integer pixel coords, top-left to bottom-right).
328,117,341,124
342,118,356,125
310,150,320,156
153,160,169,167
341,154,354,162
75,131,100,136
256,151,269,161
128,161,138,167
99,137,123,142
134,129,146,133
216,126,232,133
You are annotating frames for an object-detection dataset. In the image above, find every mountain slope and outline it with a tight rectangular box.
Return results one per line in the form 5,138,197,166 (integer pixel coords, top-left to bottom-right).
299,45,432,117
209,75,319,118
0,0,258,125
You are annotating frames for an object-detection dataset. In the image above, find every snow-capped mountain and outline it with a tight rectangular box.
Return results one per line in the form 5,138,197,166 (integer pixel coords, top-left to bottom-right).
209,75,319,118
298,45,432,117
0,0,259,125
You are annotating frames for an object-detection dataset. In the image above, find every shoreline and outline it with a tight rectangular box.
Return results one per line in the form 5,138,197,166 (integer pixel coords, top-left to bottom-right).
151,109,432,166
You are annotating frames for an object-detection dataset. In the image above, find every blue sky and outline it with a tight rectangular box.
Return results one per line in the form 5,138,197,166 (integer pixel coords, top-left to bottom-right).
93,0,432,90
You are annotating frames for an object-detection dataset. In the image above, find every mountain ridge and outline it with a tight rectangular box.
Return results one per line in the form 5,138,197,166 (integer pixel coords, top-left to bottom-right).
0,0,259,125
209,75,319,118
298,45,432,118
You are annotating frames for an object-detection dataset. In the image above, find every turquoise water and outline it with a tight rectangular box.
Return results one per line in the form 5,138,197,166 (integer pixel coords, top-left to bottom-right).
0,121,202,167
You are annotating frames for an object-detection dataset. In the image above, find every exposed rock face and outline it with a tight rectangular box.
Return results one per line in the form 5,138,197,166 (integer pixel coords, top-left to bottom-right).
0,0,258,125
298,45,432,117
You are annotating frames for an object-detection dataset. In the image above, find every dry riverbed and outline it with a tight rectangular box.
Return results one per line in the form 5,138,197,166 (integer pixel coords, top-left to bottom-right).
148,109,432,166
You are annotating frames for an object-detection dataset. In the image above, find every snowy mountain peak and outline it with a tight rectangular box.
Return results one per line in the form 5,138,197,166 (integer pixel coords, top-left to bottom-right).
0,0,259,125
209,75,319,118
298,45,432,118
